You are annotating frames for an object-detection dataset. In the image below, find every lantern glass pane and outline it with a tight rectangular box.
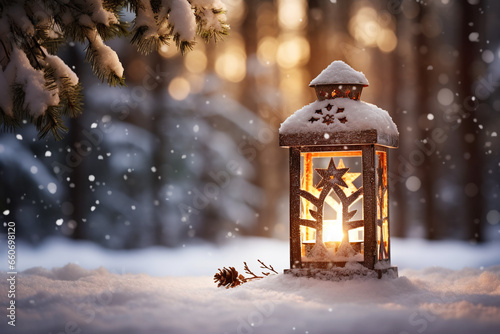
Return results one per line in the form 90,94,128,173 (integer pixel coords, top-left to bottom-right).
299,151,364,262
375,151,390,260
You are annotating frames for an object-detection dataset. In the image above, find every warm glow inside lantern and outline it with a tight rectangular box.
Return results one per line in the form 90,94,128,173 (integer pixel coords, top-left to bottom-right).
279,61,399,279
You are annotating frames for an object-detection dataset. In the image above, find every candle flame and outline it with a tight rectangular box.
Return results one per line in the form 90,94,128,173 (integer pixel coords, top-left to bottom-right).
323,219,343,242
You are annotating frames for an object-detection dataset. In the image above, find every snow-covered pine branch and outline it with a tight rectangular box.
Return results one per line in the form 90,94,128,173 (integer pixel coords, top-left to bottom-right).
0,0,229,139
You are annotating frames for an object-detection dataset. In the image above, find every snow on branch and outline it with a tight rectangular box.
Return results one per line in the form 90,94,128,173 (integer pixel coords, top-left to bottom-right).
162,0,197,53
85,29,125,86
131,0,229,55
0,0,229,139
191,0,228,42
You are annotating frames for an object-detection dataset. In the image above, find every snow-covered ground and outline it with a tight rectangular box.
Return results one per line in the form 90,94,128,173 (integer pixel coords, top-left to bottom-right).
1,237,500,333
6,237,500,276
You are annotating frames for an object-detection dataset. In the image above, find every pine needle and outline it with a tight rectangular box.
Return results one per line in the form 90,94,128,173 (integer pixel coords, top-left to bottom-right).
0,0,230,139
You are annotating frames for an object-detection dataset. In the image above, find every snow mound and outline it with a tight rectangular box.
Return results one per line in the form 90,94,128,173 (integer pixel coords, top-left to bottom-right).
309,60,369,86
2,264,500,334
22,263,108,281
279,98,398,137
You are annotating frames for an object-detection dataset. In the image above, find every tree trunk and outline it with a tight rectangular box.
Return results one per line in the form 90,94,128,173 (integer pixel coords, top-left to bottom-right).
459,0,484,242
415,5,438,240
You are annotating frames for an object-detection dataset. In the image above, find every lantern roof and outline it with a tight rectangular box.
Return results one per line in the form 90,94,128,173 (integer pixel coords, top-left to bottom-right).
279,98,399,148
309,61,369,87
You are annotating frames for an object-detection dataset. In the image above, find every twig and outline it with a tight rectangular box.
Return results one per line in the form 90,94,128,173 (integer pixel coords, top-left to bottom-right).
214,259,277,288
258,259,278,275
243,262,263,280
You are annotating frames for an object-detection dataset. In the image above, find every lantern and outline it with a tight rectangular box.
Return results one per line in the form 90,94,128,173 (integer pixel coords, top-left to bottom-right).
279,61,399,279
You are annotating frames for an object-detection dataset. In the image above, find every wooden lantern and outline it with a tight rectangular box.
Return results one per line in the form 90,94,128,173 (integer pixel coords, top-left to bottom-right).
279,61,399,279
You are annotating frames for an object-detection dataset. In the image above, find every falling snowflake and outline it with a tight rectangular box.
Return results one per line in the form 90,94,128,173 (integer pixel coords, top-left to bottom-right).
47,183,57,194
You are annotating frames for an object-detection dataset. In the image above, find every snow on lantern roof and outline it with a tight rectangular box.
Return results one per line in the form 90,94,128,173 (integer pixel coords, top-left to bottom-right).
309,61,369,87
279,98,399,147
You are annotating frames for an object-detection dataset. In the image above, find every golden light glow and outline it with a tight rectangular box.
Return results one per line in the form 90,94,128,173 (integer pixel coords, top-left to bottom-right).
348,227,364,242
280,68,306,95
223,0,245,24
280,68,309,113
337,159,361,196
278,0,306,30
349,6,398,53
349,7,380,47
159,44,177,58
300,153,365,246
323,219,344,242
276,36,310,69
377,29,398,53
168,77,190,101
215,48,246,82
257,36,278,65
185,49,207,74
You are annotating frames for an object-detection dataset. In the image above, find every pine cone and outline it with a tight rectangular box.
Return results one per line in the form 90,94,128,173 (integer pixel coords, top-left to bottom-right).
214,267,246,288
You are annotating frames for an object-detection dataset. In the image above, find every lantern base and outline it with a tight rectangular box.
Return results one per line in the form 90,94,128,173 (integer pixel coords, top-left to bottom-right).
284,266,398,281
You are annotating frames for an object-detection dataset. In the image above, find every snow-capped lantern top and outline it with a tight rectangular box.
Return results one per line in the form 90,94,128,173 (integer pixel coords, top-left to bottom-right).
309,61,369,101
279,61,398,148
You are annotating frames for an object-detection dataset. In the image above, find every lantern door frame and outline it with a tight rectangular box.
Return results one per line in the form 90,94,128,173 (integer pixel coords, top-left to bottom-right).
288,143,395,276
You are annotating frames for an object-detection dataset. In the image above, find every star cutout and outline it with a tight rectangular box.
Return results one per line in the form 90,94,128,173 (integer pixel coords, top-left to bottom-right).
315,109,323,115
325,104,333,111
322,114,335,125
308,117,319,123
338,117,348,124
336,108,345,114
314,158,349,190
337,159,361,196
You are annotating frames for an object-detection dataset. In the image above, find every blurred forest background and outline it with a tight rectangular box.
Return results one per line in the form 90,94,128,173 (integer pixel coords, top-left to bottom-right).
1,0,499,249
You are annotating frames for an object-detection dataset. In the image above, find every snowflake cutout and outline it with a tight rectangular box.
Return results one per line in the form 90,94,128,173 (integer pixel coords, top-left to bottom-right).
314,158,349,189
322,114,335,125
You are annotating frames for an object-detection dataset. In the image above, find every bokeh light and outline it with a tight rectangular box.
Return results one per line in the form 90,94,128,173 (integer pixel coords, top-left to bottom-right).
377,29,398,53
185,49,207,74
278,0,306,30
168,77,191,100
159,44,177,58
215,48,246,82
276,35,310,69
437,88,454,106
257,36,278,65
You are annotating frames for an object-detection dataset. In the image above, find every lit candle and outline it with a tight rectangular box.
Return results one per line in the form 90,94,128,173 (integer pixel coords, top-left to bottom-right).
323,219,343,245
